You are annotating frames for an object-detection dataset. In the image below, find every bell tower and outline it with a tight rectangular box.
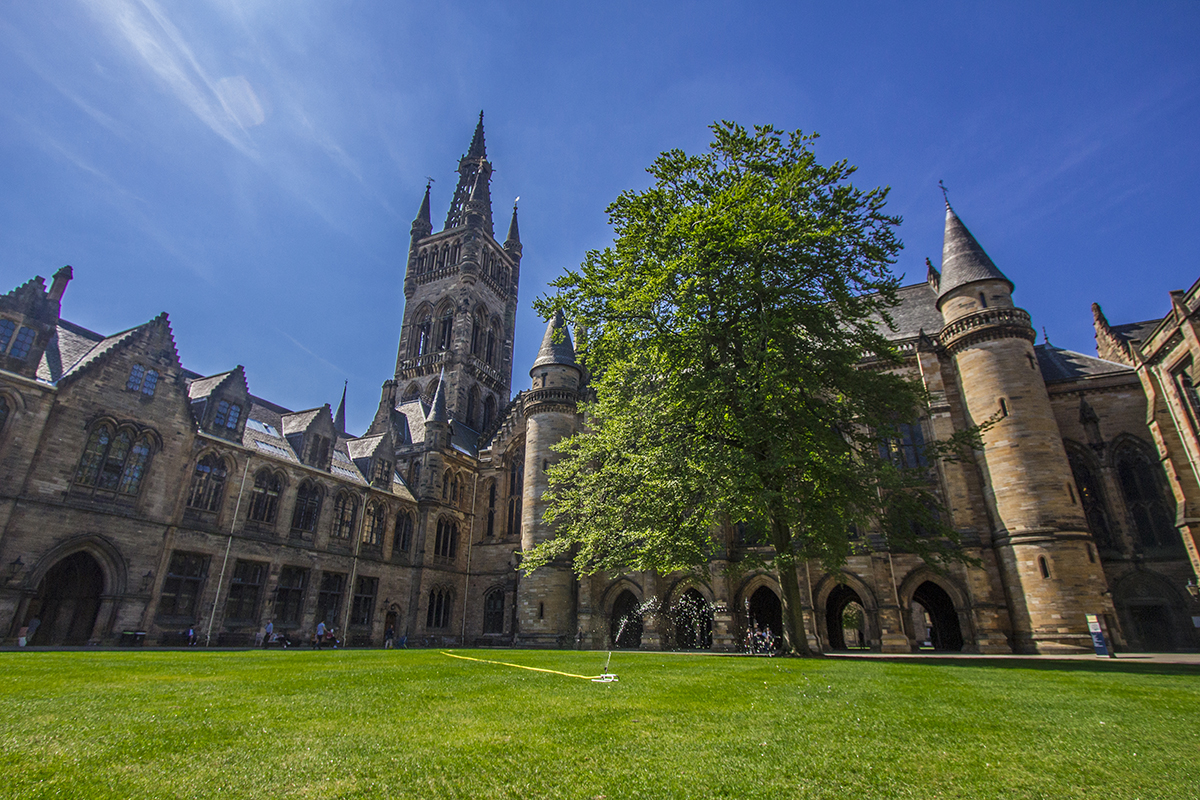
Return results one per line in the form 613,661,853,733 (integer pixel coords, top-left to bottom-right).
392,112,522,435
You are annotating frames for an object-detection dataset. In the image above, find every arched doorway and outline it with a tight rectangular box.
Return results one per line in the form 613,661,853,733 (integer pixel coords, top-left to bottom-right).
672,588,712,650
1113,571,1191,652
610,590,643,648
747,586,782,639
27,552,105,645
911,581,963,652
826,584,867,650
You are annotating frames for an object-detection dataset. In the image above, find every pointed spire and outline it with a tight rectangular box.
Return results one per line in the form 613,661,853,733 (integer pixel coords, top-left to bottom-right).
426,368,449,424
505,201,520,246
532,309,578,369
334,381,347,435
416,183,431,226
467,110,486,159
936,204,1013,303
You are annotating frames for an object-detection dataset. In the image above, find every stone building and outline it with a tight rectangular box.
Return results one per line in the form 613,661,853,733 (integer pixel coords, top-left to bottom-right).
1,116,1196,652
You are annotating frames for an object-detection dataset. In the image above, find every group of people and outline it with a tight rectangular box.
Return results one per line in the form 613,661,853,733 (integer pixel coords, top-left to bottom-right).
744,624,779,655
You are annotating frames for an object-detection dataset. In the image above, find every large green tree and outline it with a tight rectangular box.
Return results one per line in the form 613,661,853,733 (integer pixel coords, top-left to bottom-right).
524,122,971,655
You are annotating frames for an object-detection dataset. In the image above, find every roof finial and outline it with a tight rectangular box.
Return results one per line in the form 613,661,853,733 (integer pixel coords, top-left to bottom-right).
939,179,951,210
1043,327,1052,346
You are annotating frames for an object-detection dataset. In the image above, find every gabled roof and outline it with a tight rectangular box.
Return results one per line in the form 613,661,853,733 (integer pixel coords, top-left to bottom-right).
1035,344,1133,384
37,319,104,383
281,406,328,436
347,433,388,461
49,313,177,386
1109,319,1163,349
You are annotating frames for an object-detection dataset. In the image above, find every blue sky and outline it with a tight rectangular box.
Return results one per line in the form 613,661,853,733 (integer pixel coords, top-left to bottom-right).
1,2,1197,434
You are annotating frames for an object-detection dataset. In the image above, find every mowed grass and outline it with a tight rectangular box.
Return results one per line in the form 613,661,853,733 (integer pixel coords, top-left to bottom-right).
0,649,1197,799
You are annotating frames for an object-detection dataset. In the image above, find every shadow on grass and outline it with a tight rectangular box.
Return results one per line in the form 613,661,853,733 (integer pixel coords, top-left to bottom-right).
826,653,1200,677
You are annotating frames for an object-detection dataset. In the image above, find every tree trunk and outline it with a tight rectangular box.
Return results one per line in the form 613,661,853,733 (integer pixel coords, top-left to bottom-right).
769,514,812,656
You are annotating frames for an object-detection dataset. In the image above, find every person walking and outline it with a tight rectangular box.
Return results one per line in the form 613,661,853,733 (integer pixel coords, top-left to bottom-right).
264,619,273,647
316,620,326,649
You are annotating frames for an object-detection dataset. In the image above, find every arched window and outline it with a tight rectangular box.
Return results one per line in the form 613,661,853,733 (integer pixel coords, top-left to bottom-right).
291,481,323,533
332,492,358,539
482,396,496,433
486,480,496,537
434,518,458,559
402,383,422,402
0,395,9,435
437,305,454,351
427,588,452,629
414,312,433,356
247,469,283,523
395,511,413,553
483,589,505,634
408,460,421,488
1038,556,1051,579
485,326,498,366
442,469,452,501
466,388,478,429
74,424,154,497
362,501,386,547
507,459,524,537
450,473,461,503
1067,450,1115,551
1115,441,1179,550
186,453,228,512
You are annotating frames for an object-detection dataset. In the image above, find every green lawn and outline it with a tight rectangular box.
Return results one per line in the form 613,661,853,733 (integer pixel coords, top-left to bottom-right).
0,649,1196,799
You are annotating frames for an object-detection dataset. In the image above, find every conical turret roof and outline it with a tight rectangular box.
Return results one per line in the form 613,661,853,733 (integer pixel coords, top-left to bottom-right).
415,183,431,227
505,203,520,246
426,369,449,424
532,309,577,369
936,204,1013,303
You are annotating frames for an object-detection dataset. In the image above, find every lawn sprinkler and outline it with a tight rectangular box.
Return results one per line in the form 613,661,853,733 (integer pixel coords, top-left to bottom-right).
592,649,618,682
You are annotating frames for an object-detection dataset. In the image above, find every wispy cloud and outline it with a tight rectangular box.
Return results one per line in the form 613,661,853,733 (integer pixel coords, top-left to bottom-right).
83,0,261,157
274,326,348,376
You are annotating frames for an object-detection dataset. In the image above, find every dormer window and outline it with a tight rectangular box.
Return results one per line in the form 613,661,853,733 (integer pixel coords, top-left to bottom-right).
8,326,35,360
213,400,242,430
127,364,158,396
371,458,393,489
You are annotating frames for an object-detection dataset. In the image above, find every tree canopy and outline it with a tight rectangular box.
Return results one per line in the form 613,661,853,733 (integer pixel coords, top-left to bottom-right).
523,122,973,655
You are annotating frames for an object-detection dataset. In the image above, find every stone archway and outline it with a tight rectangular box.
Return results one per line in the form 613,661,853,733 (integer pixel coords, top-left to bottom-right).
1112,571,1193,652
610,590,643,649
26,552,105,645
747,586,782,640
671,588,713,650
911,581,963,652
825,584,867,651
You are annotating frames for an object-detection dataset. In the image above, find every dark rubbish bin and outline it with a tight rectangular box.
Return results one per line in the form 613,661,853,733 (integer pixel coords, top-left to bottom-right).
120,631,147,647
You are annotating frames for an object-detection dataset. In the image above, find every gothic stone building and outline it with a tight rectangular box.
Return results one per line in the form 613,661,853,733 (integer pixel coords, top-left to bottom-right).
1,117,1197,653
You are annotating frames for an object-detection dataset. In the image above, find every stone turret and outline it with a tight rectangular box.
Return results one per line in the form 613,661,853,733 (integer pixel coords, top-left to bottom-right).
517,310,582,646
935,202,1113,653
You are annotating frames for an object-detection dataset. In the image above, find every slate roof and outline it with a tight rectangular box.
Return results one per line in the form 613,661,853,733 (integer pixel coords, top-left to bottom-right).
347,433,387,461
281,407,324,435
936,205,1013,302
36,318,149,384
1109,319,1163,350
452,421,481,457
187,371,234,400
396,400,428,445
532,309,577,369
875,282,944,342
1034,344,1133,384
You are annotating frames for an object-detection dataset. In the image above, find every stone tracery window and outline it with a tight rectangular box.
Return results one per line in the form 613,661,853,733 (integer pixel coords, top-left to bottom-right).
290,481,323,534
427,587,453,629
362,501,386,547
1114,441,1179,551
395,510,414,553
332,492,358,539
74,423,155,498
507,459,524,537
186,453,228,512
247,469,283,524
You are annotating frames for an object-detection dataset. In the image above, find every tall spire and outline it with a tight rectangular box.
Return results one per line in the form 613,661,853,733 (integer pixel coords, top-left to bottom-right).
334,381,347,435
467,110,486,159
936,204,1013,304
444,112,493,231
